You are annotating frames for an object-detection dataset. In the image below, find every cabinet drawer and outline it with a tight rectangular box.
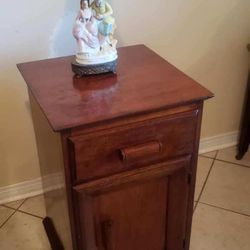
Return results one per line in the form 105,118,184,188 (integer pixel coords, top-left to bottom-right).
69,110,198,182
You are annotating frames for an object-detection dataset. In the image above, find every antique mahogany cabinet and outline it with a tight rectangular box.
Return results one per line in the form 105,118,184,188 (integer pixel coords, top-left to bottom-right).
18,45,213,250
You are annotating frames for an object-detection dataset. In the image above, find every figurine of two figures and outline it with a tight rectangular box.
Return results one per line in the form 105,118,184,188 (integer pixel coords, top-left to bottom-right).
73,0,118,68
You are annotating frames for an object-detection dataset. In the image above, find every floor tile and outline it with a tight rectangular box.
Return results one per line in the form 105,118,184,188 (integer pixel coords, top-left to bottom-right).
200,160,250,215
0,206,15,226
19,195,46,218
217,146,250,167
194,157,213,201
190,203,250,250
0,211,50,250
201,150,217,159
4,199,25,209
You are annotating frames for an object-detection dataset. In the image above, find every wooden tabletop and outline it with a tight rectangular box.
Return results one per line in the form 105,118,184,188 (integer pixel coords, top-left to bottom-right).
18,45,213,131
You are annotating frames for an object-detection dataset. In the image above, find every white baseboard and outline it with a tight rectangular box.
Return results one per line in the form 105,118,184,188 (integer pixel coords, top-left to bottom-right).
0,131,239,205
0,173,63,205
0,178,43,205
199,131,239,154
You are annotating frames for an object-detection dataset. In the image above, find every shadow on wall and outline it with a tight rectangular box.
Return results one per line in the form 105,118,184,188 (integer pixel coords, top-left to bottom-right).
49,0,79,57
109,0,125,47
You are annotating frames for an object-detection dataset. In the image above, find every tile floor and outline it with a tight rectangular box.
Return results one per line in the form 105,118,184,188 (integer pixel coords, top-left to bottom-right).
0,146,250,249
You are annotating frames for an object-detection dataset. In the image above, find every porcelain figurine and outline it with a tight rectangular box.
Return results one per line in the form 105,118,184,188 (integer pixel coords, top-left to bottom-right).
72,0,118,76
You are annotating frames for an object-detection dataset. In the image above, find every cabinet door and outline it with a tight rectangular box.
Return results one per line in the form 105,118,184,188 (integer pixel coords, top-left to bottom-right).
73,156,191,250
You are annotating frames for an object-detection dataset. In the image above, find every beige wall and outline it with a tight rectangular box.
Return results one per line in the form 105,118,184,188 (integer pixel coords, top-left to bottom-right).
0,0,249,187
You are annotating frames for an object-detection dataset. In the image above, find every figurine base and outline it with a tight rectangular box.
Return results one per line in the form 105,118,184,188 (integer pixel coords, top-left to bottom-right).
71,59,117,77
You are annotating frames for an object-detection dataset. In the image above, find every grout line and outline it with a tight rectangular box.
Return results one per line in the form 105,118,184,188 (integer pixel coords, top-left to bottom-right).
1,205,16,211
2,203,44,220
16,210,44,220
0,199,28,228
0,206,17,229
0,198,44,229
199,155,214,160
194,201,198,211
193,202,197,213
194,150,218,213
17,198,27,209
213,147,250,168
2,198,27,211
198,201,250,218
199,152,250,169
214,158,250,169
15,197,44,219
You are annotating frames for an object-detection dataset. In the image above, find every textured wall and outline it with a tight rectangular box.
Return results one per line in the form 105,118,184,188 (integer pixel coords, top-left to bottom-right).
0,0,249,187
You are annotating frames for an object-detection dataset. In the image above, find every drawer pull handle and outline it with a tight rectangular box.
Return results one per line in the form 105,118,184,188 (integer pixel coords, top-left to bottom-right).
101,219,114,250
120,141,162,162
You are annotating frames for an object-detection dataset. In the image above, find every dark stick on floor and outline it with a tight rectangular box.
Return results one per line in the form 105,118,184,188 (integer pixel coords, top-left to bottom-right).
43,217,64,250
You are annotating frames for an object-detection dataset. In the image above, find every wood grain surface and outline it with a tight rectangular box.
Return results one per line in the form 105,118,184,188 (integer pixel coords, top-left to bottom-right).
18,45,213,131
69,110,198,183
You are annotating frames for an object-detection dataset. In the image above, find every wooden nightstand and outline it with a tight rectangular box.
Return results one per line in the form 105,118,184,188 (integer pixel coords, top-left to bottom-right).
18,45,213,250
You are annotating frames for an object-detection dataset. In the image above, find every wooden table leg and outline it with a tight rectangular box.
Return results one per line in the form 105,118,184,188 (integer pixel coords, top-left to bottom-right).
236,71,250,160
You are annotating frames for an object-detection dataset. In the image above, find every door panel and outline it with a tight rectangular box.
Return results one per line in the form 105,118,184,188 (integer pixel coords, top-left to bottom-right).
94,178,167,250
74,156,191,250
